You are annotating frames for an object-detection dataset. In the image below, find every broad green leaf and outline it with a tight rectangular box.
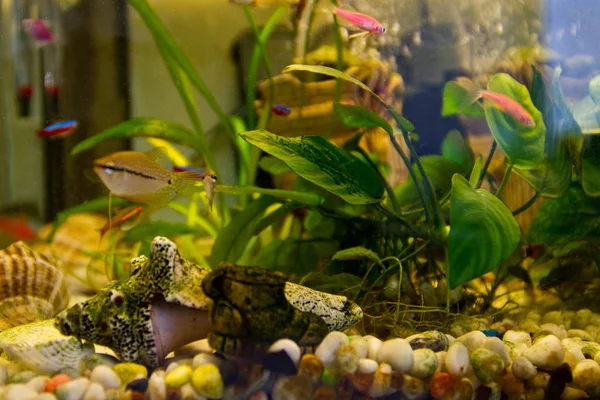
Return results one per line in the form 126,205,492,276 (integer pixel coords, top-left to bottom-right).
240,130,385,204
334,103,394,135
582,134,600,196
469,155,483,188
303,210,336,239
395,156,464,210
46,196,131,242
448,174,521,289
254,239,319,277
551,67,584,159
513,66,572,197
259,156,291,175
441,81,486,118
484,73,546,169
529,187,600,245
442,130,475,172
331,246,381,263
71,118,202,156
282,64,415,132
209,195,276,265
122,221,199,243
573,96,600,134
252,201,303,236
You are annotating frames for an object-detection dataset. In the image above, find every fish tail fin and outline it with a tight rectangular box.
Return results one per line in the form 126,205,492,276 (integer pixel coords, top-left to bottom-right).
455,77,484,111
172,171,203,197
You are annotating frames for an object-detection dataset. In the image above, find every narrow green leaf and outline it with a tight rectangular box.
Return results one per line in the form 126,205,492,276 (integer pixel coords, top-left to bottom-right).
240,130,385,204
332,246,381,262
259,156,291,175
47,196,131,242
254,239,319,276
71,118,202,156
448,174,521,289
395,156,464,210
282,64,414,132
484,73,546,170
122,221,199,243
334,103,394,135
582,134,600,196
252,201,303,236
441,81,485,118
209,195,276,265
442,130,475,172
513,66,572,197
469,155,483,188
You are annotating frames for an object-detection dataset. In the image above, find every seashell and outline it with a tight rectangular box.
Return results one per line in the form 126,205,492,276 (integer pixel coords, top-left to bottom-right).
0,319,94,374
0,241,69,330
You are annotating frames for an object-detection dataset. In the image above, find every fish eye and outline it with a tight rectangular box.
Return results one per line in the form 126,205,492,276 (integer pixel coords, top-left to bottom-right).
168,178,173,185
380,27,386,34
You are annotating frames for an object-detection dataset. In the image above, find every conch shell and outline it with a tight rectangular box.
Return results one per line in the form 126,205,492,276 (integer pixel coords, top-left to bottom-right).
0,241,69,331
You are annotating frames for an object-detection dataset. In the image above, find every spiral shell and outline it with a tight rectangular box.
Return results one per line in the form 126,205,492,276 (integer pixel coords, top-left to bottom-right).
0,241,69,331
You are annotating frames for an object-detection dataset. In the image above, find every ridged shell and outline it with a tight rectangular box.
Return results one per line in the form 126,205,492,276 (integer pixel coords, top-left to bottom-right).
0,319,94,374
0,241,69,330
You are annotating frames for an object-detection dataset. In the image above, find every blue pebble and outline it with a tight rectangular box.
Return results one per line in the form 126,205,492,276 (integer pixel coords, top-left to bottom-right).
481,329,501,338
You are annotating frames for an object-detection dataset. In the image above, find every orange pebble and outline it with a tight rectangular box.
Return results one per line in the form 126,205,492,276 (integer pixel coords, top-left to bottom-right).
44,374,72,393
429,372,454,398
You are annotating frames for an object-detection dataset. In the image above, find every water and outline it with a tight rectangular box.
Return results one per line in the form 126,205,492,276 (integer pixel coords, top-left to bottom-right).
1,0,600,394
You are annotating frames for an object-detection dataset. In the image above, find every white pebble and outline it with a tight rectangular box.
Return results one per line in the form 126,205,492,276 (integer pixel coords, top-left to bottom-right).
165,362,180,375
26,376,49,393
34,394,58,400
511,356,537,380
366,337,383,360
358,358,378,374
483,337,511,366
315,332,349,366
149,370,166,400
181,383,203,400
445,334,456,346
82,383,106,400
408,348,437,379
540,323,567,340
573,359,600,396
567,329,594,341
0,366,7,386
572,309,592,329
350,337,368,359
90,365,121,390
457,331,486,352
376,338,414,372
55,378,89,400
269,339,301,367
445,341,470,377
4,384,38,400
435,351,446,373
523,335,565,370
503,330,532,346
543,311,565,325
562,338,585,364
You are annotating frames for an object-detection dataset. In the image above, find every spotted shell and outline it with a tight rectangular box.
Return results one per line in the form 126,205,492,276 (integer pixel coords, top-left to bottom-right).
0,241,69,331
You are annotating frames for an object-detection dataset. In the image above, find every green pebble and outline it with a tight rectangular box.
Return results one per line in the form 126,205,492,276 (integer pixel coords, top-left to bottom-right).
9,370,37,384
191,364,224,399
321,368,342,386
165,365,193,388
113,363,148,385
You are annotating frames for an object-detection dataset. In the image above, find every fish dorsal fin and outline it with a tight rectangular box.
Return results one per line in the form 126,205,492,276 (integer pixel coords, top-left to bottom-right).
144,147,170,166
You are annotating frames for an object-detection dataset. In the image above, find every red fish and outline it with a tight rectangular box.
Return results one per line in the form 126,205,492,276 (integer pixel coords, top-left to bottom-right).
0,217,37,242
37,120,78,139
21,19,55,44
333,8,385,35
99,205,144,238
271,104,292,116
456,77,536,128
172,165,205,178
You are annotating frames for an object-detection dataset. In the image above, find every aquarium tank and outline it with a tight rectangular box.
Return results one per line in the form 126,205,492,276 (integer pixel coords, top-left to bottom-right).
1,0,600,398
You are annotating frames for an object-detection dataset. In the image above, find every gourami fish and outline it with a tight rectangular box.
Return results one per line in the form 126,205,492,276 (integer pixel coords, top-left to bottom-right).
455,77,536,128
272,104,292,116
333,8,385,39
21,19,55,44
203,170,218,212
93,148,199,205
99,205,144,238
37,120,78,139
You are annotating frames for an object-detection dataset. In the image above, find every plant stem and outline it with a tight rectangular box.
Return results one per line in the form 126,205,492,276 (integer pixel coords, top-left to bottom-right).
496,163,513,198
216,185,324,206
168,202,219,238
127,0,234,138
357,147,400,214
512,191,539,216
476,140,497,189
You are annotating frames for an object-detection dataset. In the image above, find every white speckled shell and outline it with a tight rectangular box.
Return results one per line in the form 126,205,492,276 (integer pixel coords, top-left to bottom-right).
0,241,69,331
0,319,94,374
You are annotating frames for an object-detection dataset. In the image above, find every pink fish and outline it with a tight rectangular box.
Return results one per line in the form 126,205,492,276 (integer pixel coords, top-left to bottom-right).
21,19,55,44
455,77,536,128
333,8,385,35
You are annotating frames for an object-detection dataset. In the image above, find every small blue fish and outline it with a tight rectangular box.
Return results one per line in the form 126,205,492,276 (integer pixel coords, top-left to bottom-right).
37,120,78,138
272,104,292,116
481,329,501,338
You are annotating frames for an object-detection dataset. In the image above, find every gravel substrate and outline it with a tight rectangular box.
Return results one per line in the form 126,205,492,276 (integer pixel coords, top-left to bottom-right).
2,308,600,399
